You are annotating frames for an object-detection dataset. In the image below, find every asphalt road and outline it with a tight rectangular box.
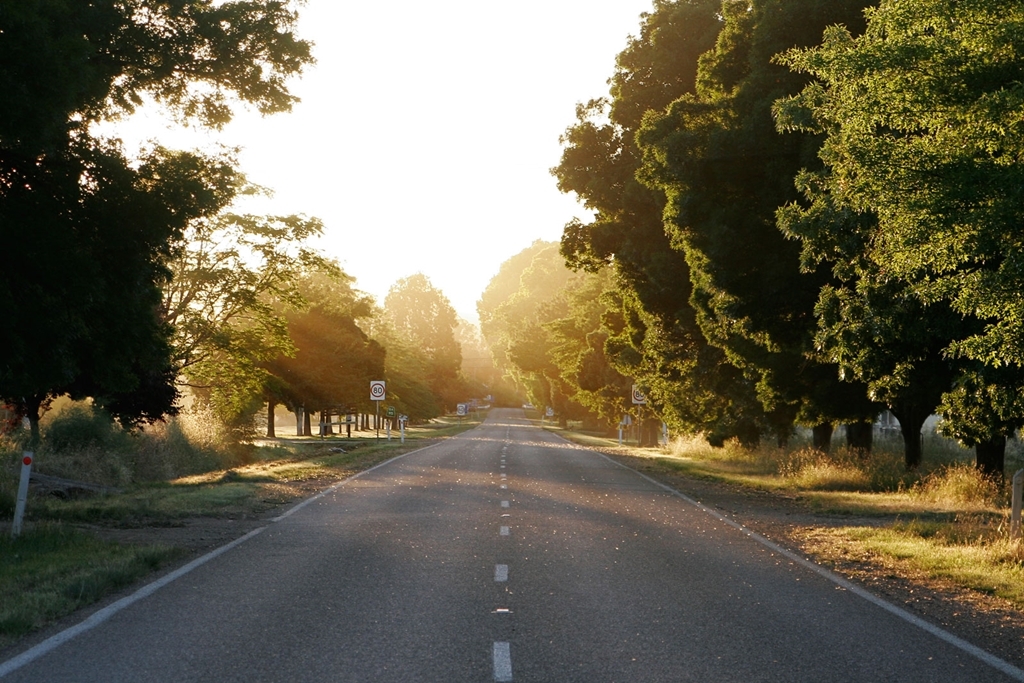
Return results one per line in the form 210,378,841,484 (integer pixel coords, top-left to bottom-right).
2,408,1021,682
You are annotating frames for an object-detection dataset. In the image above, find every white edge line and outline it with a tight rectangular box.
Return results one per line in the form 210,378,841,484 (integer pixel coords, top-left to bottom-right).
0,440,444,679
582,446,1024,682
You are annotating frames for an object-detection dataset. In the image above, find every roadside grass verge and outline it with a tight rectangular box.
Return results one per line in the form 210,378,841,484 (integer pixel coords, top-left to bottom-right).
0,523,181,649
18,414,483,527
550,424,1024,606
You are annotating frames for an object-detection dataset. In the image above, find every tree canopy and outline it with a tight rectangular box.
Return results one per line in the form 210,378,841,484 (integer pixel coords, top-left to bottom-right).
0,0,313,435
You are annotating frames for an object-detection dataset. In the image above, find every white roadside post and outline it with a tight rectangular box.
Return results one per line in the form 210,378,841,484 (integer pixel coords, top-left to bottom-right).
631,384,647,446
11,452,33,538
400,415,407,443
1012,469,1024,540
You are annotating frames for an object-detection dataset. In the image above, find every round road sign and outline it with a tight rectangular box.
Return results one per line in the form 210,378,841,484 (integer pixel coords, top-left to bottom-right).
370,380,386,401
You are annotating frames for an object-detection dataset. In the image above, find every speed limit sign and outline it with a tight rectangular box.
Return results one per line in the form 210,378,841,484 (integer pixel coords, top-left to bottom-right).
370,380,386,401
631,384,647,405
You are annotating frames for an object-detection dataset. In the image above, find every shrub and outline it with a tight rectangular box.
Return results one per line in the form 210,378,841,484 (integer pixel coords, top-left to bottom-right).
912,463,1004,508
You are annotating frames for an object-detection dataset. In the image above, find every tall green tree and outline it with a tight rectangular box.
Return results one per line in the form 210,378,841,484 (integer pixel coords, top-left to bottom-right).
552,0,765,445
383,274,463,412
0,0,313,435
636,0,877,446
775,0,1024,472
267,268,384,428
479,243,578,417
163,209,330,428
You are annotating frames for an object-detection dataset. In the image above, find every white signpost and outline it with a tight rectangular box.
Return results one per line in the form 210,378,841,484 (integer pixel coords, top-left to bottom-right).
11,452,32,538
370,381,385,440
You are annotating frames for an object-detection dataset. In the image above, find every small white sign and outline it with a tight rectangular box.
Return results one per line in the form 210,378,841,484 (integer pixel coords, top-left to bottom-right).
457,403,468,416
631,384,647,405
545,406,554,417
370,380,386,401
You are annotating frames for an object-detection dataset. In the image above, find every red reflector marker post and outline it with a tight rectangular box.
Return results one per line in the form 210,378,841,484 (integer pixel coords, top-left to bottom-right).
11,451,32,538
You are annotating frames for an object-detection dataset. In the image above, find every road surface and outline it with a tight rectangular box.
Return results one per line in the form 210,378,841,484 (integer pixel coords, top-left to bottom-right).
2,408,1020,682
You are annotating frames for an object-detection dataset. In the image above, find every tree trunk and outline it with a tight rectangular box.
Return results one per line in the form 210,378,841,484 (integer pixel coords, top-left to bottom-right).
303,409,312,437
321,409,333,435
976,435,1006,481
889,404,928,470
295,407,304,436
811,423,833,453
845,420,874,453
266,400,276,438
639,418,660,447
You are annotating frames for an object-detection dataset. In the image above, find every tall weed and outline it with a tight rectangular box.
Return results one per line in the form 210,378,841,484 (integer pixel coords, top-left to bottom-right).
3,402,242,491
911,463,1004,508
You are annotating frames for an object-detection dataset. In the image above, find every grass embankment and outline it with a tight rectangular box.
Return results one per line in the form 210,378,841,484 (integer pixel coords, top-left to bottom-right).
0,413,481,647
549,424,1024,610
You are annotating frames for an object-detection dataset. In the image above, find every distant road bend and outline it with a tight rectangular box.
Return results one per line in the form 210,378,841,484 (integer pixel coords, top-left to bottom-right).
2,407,1023,682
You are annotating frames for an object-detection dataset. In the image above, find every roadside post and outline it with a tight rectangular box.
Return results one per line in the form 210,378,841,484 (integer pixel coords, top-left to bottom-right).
457,403,467,425
631,384,647,446
386,405,396,441
370,380,386,440
11,452,32,538
399,415,407,443
1012,469,1024,540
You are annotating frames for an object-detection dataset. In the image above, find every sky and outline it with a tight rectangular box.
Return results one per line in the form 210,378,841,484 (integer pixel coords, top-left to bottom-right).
111,0,655,322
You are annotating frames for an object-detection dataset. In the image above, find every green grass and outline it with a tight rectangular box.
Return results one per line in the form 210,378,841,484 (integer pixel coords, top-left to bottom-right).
801,521,1024,608
0,524,181,644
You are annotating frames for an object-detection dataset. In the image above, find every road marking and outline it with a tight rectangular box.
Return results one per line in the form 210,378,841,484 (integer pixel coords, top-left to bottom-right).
493,642,513,682
500,526,510,536
495,564,509,582
583,446,1024,683
500,484,507,489
501,501,510,507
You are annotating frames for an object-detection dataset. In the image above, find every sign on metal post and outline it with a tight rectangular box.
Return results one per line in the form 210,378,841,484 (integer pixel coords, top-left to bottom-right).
370,380,386,401
457,403,467,417
386,405,396,418
631,384,647,405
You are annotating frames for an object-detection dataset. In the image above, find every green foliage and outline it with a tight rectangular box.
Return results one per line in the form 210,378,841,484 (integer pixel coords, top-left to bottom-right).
41,404,133,456
0,0,313,150
0,524,178,638
268,268,385,421
165,212,336,430
553,1,766,444
637,0,877,444
0,0,313,435
478,242,590,422
382,274,463,412
775,0,1024,470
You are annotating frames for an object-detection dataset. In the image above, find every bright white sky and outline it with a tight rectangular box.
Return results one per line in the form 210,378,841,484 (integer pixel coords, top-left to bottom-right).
112,0,654,322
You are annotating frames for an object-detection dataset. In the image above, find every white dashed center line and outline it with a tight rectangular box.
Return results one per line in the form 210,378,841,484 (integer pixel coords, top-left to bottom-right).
501,501,510,508
495,564,509,582
493,642,513,682
500,526,510,536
